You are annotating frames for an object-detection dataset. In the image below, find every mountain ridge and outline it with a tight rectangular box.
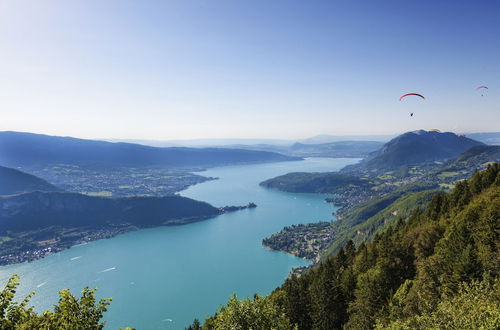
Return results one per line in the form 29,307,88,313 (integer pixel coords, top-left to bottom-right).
343,130,484,172
0,131,300,169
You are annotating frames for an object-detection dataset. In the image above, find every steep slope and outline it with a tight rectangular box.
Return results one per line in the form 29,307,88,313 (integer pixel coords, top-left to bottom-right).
441,145,500,170
0,166,60,195
194,163,500,329
0,131,299,168
323,189,437,257
343,130,483,172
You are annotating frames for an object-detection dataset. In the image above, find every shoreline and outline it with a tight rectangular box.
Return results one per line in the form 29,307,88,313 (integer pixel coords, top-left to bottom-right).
0,205,256,267
0,220,207,267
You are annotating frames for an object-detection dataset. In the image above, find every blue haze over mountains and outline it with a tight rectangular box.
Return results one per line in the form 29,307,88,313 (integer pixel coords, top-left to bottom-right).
0,131,298,169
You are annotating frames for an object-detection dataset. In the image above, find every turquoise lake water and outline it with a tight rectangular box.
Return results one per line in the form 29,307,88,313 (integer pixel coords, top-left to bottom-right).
0,157,358,329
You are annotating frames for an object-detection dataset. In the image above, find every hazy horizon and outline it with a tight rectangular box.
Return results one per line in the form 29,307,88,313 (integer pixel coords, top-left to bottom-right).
3,129,500,149
1,1,499,140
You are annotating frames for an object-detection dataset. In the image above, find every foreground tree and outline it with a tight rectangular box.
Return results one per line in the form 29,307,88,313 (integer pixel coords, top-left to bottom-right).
200,293,297,330
0,274,112,329
378,277,500,329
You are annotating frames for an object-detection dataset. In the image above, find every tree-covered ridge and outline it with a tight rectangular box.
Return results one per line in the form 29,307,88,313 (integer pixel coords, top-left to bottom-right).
0,192,222,265
192,163,500,329
260,172,371,194
343,130,484,172
0,165,60,196
323,189,437,258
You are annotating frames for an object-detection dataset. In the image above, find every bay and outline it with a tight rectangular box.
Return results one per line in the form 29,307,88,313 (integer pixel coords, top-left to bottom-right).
0,157,358,329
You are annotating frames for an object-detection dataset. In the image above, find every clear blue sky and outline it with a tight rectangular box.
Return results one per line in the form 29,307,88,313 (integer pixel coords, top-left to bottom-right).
1,0,499,140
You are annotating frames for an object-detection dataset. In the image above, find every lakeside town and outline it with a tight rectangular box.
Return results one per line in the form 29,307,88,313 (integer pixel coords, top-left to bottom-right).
20,164,216,197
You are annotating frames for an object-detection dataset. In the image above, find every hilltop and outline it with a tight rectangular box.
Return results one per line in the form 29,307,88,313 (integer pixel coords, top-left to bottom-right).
0,165,60,195
343,130,483,172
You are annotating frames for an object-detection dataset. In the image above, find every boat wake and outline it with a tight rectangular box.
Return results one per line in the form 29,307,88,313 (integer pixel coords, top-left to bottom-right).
100,267,116,273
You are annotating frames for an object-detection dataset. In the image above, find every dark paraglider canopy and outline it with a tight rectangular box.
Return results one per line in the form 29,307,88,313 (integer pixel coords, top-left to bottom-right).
399,93,425,101
476,85,488,97
400,93,424,118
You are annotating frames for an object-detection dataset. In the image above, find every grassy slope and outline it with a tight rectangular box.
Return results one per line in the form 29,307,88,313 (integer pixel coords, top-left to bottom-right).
323,190,436,258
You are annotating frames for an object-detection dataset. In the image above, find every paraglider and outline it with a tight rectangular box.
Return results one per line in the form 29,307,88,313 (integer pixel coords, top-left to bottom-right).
476,85,488,97
399,93,425,101
400,93,424,117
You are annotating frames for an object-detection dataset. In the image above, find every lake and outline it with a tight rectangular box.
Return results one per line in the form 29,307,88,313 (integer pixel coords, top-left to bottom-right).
0,157,358,329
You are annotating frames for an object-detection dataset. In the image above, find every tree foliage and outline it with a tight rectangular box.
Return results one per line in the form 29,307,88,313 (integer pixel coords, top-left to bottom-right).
199,293,296,330
0,274,112,329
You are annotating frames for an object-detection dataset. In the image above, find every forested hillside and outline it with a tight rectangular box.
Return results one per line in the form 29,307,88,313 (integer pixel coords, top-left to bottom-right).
0,192,222,264
0,165,60,195
343,130,483,172
191,163,500,329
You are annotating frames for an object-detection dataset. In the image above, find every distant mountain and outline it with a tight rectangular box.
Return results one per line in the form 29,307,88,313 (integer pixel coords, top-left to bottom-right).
298,134,394,144
0,131,299,168
288,141,384,157
466,132,500,145
105,137,293,148
103,132,499,148
220,141,383,158
105,135,394,148
0,166,60,195
343,130,484,172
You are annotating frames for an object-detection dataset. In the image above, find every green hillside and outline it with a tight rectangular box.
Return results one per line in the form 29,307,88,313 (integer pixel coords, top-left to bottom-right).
192,163,500,329
0,166,60,195
260,172,372,193
324,190,437,257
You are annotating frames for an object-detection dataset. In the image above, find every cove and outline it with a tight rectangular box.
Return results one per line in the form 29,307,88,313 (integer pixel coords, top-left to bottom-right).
0,157,359,329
